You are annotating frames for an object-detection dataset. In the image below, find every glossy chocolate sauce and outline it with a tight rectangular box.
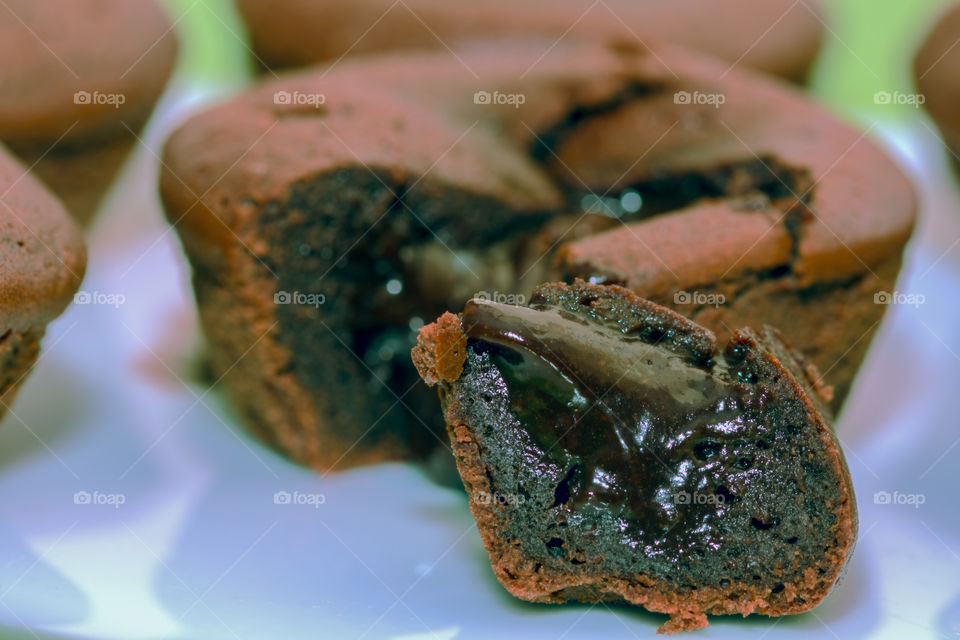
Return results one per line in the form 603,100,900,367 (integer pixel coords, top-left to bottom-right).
460,298,776,562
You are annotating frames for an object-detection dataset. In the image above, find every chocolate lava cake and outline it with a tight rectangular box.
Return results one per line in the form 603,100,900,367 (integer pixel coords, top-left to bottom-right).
0,0,178,223
160,41,914,470
412,280,857,633
235,0,824,82
915,2,960,167
0,146,86,416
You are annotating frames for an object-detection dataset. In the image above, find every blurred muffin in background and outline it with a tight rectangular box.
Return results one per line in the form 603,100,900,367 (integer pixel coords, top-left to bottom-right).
915,2,960,168
235,0,824,82
0,0,179,225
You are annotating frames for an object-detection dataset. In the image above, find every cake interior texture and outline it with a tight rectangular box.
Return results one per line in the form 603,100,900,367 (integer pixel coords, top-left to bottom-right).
247,167,557,463
416,282,855,632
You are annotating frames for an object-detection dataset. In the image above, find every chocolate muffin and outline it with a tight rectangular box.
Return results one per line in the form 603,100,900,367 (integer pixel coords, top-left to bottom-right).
235,0,824,82
0,0,178,224
0,145,86,416
412,281,856,633
915,2,960,165
160,41,913,471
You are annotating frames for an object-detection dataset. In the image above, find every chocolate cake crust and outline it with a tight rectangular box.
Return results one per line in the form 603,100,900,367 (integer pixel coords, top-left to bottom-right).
414,281,856,633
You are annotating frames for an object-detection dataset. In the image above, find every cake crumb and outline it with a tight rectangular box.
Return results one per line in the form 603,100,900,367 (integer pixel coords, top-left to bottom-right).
411,312,467,385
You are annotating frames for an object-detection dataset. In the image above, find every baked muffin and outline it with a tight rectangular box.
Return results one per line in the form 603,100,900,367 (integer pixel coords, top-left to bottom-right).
235,0,824,82
412,281,856,633
160,41,913,471
915,2,960,166
0,0,178,224
0,145,86,416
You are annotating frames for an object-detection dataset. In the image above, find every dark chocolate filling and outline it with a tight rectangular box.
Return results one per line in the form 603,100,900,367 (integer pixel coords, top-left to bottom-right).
452,295,842,593
568,155,810,222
